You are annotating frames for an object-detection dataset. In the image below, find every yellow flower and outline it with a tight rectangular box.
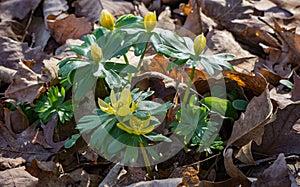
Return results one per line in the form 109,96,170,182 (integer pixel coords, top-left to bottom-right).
90,43,103,62
117,116,154,135
98,88,138,116
100,9,115,30
194,33,206,56
144,11,156,33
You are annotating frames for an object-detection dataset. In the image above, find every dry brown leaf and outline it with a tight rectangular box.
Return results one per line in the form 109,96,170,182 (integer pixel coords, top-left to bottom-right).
252,153,298,187
47,14,92,44
0,166,38,186
235,140,255,165
72,0,103,23
0,121,59,162
269,87,294,109
224,71,267,96
4,106,29,134
0,156,25,170
26,159,65,186
65,168,102,187
252,102,300,155
43,0,69,24
226,88,273,148
40,115,65,153
126,179,183,187
263,20,300,77
0,36,49,72
5,61,47,103
291,73,300,101
206,29,253,58
148,54,209,84
223,148,251,187
260,68,283,86
0,13,24,41
179,1,193,16
170,166,200,186
0,0,41,19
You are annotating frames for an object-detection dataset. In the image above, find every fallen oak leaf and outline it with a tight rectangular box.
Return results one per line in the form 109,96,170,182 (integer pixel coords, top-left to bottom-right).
47,14,92,44
0,166,38,186
5,60,47,103
252,102,300,155
224,71,267,96
226,88,273,148
0,122,54,162
252,153,298,187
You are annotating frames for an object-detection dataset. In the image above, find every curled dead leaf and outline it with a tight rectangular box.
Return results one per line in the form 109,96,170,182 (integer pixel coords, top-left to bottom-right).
224,71,267,96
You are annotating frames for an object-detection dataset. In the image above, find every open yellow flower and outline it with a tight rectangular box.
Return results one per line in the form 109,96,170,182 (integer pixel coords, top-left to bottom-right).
144,11,156,33
100,9,115,30
117,116,154,135
98,88,138,116
194,33,206,56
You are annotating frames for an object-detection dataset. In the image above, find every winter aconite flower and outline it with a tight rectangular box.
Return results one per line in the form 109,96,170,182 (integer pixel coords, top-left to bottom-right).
117,116,154,135
90,43,103,62
194,33,206,56
144,11,156,33
100,9,115,30
98,88,138,116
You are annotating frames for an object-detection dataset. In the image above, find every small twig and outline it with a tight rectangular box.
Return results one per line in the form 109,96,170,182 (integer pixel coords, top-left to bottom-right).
21,10,34,42
182,152,221,168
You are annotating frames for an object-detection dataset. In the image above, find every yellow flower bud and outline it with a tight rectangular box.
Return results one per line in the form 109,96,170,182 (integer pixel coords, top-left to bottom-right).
144,11,156,33
100,9,115,30
90,43,103,62
194,33,206,56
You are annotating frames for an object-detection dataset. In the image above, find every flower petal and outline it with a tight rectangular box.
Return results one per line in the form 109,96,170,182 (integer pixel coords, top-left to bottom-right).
110,90,117,108
120,88,132,106
98,98,115,114
117,106,131,116
117,122,135,134
144,11,156,33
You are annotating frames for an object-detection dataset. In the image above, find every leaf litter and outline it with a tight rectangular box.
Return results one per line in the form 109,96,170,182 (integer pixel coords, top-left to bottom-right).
0,0,300,186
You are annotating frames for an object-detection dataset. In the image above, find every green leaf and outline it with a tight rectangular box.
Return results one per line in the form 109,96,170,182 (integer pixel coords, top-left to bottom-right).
104,69,123,89
124,146,138,163
232,99,248,111
104,62,138,73
115,15,143,29
137,101,172,115
73,65,98,100
279,79,294,89
143,133,171,142
134,32,150,56
200,97,238,119
64,134,80,148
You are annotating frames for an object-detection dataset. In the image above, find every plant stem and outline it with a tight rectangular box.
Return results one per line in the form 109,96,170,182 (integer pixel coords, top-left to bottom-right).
136,42,148,73
123,54,132,82
139,142,153,179
182,66,195,105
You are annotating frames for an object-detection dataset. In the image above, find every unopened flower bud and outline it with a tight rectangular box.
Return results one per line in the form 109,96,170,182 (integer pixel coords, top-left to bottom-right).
91,43,103,62
144,11,156,33
194,33,206,56
100,9,114,30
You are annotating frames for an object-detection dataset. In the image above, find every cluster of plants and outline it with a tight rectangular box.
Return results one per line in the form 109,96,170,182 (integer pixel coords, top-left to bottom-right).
21,10,249,177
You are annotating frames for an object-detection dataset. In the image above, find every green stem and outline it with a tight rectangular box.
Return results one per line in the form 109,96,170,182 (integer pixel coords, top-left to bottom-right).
182,66,195,105
139,142,153,179
123,54,132,82
136,42,148,73
123,54,129,65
